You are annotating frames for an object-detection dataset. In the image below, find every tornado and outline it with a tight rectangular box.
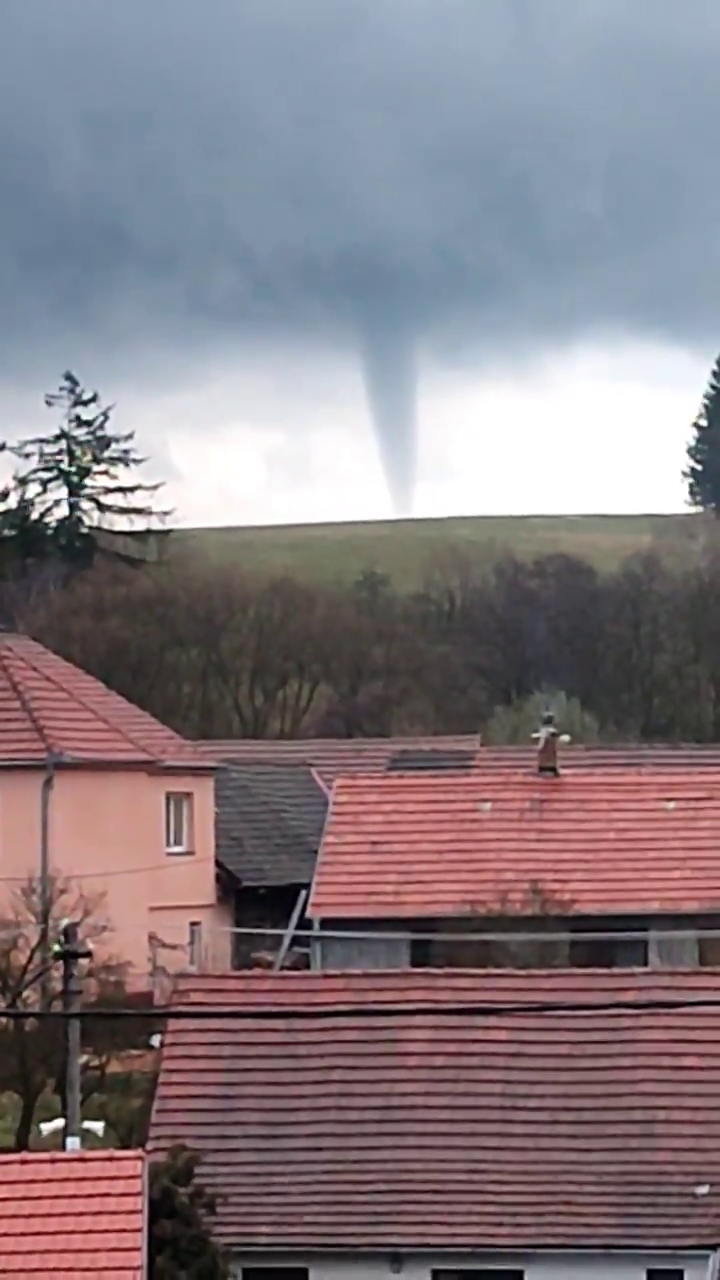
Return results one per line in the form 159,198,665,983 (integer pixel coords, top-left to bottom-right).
360,326,418,515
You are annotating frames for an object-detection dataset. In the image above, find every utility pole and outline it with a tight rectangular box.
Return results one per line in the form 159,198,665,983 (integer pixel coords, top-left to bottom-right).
57,921,91,1151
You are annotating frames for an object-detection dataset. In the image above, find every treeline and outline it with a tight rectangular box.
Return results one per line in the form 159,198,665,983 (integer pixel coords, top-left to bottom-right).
6,366,720,743
18,545,720,742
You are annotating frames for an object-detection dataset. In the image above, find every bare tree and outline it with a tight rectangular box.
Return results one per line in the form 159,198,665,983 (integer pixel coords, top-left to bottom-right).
26,539,720,747
191,571,331,737
0,876,133,1150
311,573,437,736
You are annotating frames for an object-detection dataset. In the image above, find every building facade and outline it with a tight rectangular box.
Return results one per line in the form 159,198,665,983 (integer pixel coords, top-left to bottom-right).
0,631,232,984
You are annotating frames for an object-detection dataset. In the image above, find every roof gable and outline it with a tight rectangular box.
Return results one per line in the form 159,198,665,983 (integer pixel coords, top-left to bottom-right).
310,768,720,919
0,632,207,767
149,969,720,1252
0,1149,145,1276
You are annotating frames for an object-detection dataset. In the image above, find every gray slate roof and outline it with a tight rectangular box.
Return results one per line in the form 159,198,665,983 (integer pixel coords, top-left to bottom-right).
214,762,328,887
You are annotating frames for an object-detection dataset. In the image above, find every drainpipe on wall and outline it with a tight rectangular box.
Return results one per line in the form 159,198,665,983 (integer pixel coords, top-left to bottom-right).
39,752,58,1009
707,1250,720,1280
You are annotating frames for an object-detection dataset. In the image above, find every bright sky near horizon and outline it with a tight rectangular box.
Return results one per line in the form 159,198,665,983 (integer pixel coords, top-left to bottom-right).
92,338,710,527
2,336,705,528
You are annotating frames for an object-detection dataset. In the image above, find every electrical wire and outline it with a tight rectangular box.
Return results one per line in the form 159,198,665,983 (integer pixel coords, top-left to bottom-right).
9,920,720,944
6,994,720,1021
0,854,215,883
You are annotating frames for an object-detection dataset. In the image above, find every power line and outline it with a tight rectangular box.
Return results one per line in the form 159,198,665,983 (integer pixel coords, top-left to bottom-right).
12,921,720,949
54,922,720,944
0,854,215,883
6,994,720,1021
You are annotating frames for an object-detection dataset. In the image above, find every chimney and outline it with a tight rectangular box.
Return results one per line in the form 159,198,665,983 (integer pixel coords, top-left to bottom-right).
532,710,571,776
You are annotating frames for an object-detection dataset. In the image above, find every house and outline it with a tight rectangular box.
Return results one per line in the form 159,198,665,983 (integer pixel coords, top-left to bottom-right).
209,746,477,962
308,745,720,970
214,761,328,966
203,733,720,971
149,969,720,1280
0,631,232,983
0,1149,145,1277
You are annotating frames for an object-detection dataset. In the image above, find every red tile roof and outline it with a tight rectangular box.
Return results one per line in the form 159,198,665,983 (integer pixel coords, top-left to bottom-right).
0,1149,145,1276
310,769,720,919
198,733,480,782
149,969,720,1251
198,734,720,785
0,632,209,767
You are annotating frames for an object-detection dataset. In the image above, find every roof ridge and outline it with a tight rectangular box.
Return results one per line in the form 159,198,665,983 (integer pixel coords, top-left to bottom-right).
332,766,720,781
0,1147,145,1162
0,644,57,757
10,635,185,761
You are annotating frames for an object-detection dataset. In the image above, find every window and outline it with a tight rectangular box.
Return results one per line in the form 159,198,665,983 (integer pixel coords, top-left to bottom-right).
433,1272,524,1280
646,1270,684,1280
242,1271,309,1280
188,921,202,969
164,792,193,853
569,932,648,968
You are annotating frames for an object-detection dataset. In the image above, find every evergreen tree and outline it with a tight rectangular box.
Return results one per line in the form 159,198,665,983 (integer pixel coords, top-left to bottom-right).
0,370,170,574
686,354,720,514
149,1145,229,1280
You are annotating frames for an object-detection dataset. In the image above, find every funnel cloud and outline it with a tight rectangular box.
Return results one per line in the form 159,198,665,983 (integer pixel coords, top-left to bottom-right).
1,2,720,508
360,327,417,514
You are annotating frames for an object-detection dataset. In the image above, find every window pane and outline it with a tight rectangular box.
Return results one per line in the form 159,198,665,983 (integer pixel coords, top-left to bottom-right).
646,1269,685,1280
165,793,192,851
242,1270,309,1280
165,794,179,847
433,1271,525,1280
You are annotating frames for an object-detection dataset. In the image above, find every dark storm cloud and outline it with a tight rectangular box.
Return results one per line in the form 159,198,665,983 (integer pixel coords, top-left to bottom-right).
1,0,720,504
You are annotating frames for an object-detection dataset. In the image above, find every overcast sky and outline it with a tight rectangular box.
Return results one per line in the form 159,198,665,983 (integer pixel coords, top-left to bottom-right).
1,0,719,523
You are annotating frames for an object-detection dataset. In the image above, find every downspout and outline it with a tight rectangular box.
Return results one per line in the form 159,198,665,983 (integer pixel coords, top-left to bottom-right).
39,752,58,1008
706,1249,720,1280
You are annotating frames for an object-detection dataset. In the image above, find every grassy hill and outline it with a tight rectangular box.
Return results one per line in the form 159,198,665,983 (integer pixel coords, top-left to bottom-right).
175,512,703,588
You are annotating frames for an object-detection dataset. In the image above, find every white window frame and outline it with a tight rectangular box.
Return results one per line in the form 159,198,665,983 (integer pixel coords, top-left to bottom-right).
165,791,193,854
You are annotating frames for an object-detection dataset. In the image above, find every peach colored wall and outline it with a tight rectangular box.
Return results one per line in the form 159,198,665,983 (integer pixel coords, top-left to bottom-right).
0,767,224,985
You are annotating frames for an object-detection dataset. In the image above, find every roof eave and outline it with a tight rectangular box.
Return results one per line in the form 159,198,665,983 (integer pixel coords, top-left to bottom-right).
0,756,217,773
222,1241,718,1256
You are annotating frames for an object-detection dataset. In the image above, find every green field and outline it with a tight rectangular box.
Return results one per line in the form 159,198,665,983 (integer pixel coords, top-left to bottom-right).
175,512,705,588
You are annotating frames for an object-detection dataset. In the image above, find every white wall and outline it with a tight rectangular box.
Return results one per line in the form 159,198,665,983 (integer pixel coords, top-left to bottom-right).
230,1250,713,1280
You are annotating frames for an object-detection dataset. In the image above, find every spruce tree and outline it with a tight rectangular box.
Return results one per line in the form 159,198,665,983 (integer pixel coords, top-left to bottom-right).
0,370,170,574
686,354,720,514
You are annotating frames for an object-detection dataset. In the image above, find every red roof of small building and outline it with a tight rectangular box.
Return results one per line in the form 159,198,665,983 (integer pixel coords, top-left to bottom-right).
198,733,480,783
198,734,720,785
310,768,720,919
0,632,209,767
149,969,720,1251
0,1149,145,1277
